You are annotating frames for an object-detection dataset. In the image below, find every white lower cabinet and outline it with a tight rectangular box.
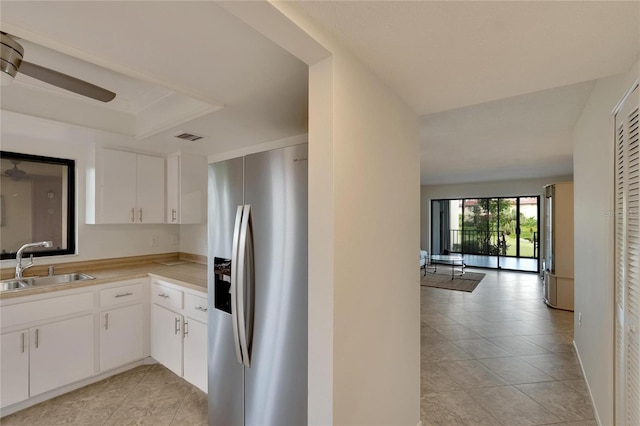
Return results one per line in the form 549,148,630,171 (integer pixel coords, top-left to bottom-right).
0,329,29,407
0,275,205,411
0,291,95,409
100,304,144,372
151,304,184,376
150,280,207,392
30,314,94,396
183,317,207,392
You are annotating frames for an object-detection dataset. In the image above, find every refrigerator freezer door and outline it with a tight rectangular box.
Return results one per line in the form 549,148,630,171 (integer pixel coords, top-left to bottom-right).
243,144,308,426
208,157,244,425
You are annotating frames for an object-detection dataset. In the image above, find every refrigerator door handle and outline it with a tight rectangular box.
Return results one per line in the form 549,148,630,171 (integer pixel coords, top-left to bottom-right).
230,205,244,365
237,204,254,367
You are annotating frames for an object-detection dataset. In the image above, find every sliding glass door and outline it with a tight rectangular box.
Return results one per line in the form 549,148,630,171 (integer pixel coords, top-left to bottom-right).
431,196,539,272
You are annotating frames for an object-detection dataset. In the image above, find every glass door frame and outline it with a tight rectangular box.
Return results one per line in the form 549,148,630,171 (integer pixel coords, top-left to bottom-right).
431,195,540,270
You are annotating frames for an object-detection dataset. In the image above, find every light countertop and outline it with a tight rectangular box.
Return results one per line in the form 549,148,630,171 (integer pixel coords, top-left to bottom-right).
0,254,207,300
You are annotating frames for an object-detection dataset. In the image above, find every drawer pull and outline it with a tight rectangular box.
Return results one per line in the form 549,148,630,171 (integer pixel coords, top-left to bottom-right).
184,320,189,337
115,292,133,298
195,306,208,312
104,313,109,330
158,293,170,299
35,329,39,349
175,317,181,335
21,332,26,353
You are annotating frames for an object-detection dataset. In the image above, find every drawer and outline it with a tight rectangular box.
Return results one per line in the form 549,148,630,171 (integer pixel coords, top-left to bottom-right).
100,283,145,307
1,292,93,329
184,292,208,323
152,282,182,311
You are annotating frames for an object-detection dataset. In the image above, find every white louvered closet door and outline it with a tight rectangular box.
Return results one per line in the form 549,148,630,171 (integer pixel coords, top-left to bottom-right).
615,81,640,426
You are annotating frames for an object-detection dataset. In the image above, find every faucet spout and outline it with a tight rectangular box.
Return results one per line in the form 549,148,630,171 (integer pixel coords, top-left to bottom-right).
15,241,53,279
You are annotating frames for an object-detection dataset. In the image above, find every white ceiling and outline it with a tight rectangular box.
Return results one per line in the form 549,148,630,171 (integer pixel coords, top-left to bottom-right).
1,1,639,185
420,81,594,184
0,1,308,155
292,1,640,184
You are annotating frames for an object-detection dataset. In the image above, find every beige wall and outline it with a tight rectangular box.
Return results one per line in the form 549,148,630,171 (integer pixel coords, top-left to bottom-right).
572,59,639,425
331,50,420,426
260,3,422,424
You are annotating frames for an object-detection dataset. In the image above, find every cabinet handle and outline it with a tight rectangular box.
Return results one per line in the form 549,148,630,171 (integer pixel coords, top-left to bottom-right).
184,320,189,338
21,332,26,353
174,317,181,335
139,208,143,222
195,306,208,312
158,293,170,299
104,313,109,330
115,292,133,298
172,209,177,222
131,208,135,222
35,329,39,349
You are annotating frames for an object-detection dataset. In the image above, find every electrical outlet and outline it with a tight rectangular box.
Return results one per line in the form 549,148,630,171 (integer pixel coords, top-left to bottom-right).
170,234,179,246
150,236,159,247
578,312,582,326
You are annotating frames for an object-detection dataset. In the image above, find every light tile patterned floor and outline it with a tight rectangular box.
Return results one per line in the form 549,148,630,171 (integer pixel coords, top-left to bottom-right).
421,268,596,426
0,364,207,426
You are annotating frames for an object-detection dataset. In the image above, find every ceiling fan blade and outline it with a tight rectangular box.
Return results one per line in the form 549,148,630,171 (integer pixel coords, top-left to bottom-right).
19,61,116,102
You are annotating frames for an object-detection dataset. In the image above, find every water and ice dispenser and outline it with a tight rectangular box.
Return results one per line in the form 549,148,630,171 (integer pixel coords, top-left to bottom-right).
214,257,232,314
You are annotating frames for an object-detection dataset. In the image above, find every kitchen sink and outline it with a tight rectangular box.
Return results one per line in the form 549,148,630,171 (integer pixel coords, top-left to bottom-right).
0,272,95,292
27,272,95,286
0,280,30,291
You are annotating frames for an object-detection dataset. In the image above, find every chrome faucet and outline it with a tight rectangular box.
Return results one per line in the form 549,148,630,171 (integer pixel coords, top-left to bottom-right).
15,241,53,279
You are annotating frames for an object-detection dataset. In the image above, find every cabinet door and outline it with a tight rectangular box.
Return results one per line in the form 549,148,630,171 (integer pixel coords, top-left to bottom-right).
30,314,94,396
179,153,206,224
151,304,183,376
166,154,180,223
0,330,29,408
183,317,207,392
102,149,137,223
100,304,144,372
137,154,165,223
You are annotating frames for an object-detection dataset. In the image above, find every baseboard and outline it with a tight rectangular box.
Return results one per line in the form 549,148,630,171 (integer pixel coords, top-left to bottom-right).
573,340,602,426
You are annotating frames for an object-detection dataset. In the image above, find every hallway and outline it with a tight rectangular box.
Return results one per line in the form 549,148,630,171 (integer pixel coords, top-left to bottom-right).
420,269,595,425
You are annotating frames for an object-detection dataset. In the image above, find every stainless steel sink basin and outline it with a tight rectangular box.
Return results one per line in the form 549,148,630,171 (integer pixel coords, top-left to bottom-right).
0,272,95,292
27,272,95,286
0,280,30,291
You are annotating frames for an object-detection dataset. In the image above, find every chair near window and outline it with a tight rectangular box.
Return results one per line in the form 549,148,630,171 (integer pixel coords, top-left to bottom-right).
420,250,429,276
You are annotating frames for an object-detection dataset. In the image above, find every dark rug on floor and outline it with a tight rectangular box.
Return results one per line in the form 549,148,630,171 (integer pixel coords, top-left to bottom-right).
420,270,485,292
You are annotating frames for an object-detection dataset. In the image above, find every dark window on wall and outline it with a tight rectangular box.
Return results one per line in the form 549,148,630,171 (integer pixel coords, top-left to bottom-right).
0,151,76,260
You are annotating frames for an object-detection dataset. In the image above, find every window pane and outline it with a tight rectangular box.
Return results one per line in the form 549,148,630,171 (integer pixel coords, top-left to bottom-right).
0,151,75,259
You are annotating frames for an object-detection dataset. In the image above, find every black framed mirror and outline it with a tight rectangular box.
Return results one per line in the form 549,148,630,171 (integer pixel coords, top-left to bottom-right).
0,151,76,260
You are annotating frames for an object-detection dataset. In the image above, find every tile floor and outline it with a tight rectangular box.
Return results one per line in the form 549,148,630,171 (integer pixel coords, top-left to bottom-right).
0,364,207,426
421,268,596,426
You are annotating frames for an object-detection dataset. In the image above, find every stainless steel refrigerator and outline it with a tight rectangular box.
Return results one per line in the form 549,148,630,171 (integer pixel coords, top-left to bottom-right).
207,144,308,426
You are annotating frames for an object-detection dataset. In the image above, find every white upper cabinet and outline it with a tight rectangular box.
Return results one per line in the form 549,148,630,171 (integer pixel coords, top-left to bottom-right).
136,154,165,224
166,152,207,224
88,148,165,224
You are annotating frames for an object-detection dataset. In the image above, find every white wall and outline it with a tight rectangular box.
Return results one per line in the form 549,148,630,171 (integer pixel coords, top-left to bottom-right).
241,3,422,424
0,110,180,267
330,49,420,426
572,59,639,425
420,176,572,252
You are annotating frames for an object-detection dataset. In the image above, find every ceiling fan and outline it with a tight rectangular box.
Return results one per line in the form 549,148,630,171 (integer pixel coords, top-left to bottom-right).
0,32,116,102
4,160,27,181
